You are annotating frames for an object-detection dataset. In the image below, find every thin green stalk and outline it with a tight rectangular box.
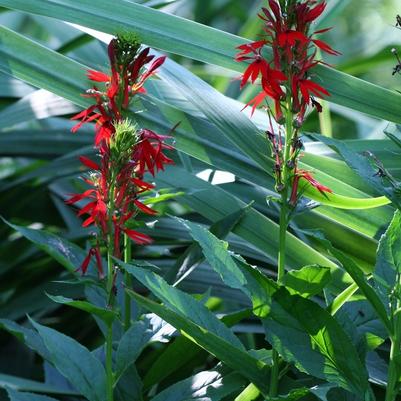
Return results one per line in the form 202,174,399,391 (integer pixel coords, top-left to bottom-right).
105,322,114,401
386,310,401,401
278,101,293,283
124,232,132,331
105,175,116,401
270,101,294,398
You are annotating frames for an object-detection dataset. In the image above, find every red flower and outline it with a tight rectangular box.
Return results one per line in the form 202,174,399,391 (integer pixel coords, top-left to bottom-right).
77,247,104,278
68,36,175,278
290,169,332,205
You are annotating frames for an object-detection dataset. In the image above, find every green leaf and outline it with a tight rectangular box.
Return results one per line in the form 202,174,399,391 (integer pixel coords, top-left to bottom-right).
121,261,245,350
175,217,277,317
2,0,401,123
282,265,331,298
128,291,270,395
3,220,86,274
234,383,260,401
0,374,77,396
30,319,107,401
115,321,153,380
374,210,401,305
177,218,371,397
325,244,392,335
166,204,251,285
269,387,310,401
310,135,401,209
143,334,205,390
47,294,117,325
149,365,246,401
264,288,372,398
6,388,59,401
327,282,359,315
0,319,51,361
114,365,143,401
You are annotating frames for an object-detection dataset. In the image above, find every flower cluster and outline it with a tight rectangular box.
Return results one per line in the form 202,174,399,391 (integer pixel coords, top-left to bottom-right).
235,0,337,204
67,34,173,277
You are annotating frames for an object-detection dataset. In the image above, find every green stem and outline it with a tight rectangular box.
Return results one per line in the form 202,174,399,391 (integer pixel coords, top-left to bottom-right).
105,173,116,401
278,101,293,283
105,246,115,401
106,322,114,401
270,100,294,398
386,310,401,401
124,233,132,331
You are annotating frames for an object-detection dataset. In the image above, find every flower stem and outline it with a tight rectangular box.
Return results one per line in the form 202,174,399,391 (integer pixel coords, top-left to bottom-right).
105,246,115,401
385,310,401,401
105,322,114,401
123,233,132,331
270,100,294,398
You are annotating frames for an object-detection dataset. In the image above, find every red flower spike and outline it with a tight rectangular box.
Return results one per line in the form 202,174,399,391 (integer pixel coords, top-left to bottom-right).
69,37,175,282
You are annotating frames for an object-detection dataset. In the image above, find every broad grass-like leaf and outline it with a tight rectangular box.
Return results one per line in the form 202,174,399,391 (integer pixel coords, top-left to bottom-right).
2,0,401,123
311,135,401,209
30,319,107,401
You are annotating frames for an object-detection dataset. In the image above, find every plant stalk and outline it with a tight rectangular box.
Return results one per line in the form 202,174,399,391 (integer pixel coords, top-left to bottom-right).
385,311,401,401
270,100,294,397
124,232,132,331
105,322,114,401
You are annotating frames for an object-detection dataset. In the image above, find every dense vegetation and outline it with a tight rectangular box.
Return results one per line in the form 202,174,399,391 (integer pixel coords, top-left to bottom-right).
1,1,401,401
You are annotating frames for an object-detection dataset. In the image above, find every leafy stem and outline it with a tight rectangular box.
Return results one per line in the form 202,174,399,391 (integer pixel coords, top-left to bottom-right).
270,99,294,398
124,232,133,331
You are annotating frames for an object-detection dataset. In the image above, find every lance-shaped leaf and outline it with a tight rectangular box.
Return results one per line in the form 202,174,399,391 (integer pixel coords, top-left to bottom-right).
122,262,269,393
374,210,401,307
127,290,269,395
47,294,117,325
30,319,107,401
6,388,59,401
177,219,372,397
149,365,246,401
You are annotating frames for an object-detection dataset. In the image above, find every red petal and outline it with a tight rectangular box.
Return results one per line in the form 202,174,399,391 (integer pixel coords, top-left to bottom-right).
79,156,100,170
134,199,158,215
123,229,153,245
86,70,110,82
312,39,341,56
